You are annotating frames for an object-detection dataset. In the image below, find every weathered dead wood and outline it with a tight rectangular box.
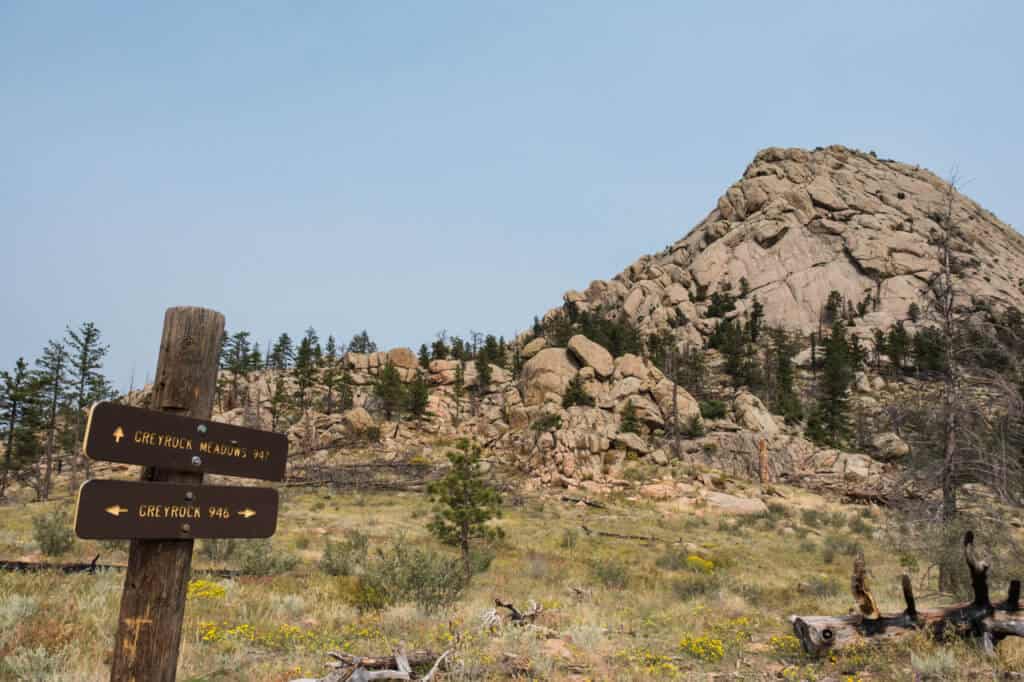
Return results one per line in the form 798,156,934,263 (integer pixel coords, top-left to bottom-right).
792,531,1024,657
561,495,607,509
580,524,666,543
291,648,449,682
0,557,239,578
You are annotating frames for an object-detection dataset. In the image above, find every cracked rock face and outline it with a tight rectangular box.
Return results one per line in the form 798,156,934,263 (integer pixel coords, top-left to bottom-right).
553,145,1024,340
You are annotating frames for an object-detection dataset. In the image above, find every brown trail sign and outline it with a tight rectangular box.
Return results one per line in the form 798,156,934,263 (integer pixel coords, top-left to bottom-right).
75,479,279,539
84,401,287,481
93,305,290,682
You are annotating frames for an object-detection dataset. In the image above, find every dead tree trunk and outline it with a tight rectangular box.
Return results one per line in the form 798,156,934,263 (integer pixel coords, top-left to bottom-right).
791,532,1023,657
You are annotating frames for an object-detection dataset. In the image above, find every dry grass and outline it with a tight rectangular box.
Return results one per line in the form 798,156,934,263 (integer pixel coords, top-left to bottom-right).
1,474,1023,680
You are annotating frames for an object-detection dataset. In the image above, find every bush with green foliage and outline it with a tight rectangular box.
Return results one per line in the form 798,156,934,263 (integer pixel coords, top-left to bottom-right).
348,541,468,613
32,508,74,557
699,400,727,420
319,529,370,576
590,557,630,588
198,538,237,562
237,539,298,576
562,373,594,408
619,401,640,434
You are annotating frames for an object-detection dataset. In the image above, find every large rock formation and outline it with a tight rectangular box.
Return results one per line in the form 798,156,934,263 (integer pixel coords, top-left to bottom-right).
550,146,1024,344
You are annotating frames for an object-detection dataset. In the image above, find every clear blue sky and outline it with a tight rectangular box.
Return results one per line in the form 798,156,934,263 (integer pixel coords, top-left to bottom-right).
3,1,1021,390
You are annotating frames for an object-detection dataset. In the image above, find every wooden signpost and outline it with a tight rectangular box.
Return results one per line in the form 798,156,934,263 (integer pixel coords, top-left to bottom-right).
72,306,288,682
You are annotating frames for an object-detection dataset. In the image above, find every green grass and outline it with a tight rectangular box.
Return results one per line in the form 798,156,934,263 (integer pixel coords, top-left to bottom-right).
1,474,1023,680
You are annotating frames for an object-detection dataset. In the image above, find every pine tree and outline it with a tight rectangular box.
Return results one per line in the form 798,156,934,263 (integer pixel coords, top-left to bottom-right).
348,330,377,354
619,400,640,434
33,341,68,499
908,302,921,323
768,328,802,423
407,370,430,420
431,337,450,360
473,354,492,396
887,323,910,374
562,374,594,408
807,322,853,447
268,372,290,431
0,358,35,496
427,440,503,576
222,331,253,409
321,335,341,413
452,362,465,426
748,296,765,343
292,335,317,411
418,344,431,369
374,362,406,421
678,345,707,399
269,333,295,369
65,322,109,483
303,327,322,366
823,290,844,325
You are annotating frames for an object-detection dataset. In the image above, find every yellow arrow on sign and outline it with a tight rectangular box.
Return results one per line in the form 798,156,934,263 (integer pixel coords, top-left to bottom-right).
105,505,128,517
238,509,256,518
113,426,125,444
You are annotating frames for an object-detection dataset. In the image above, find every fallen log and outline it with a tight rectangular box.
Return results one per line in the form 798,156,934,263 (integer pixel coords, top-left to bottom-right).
0,557,240,578
560,496,607,509
791,532,1024,657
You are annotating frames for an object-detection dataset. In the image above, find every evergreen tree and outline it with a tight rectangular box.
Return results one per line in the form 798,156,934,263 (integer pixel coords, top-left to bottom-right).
407,370,430,420
748,296,765,343
619,400,640,434
427,440,503,576
222,331,253,408
908,302,921,323
33,340,69,500
268,372,290,431
739,277,750,297
887,323,910,374
807,322,853,447
374,362,406,420
768,328,802,423
65,322,109,481
450,336,467,361
823,290,844,325
249,342,263,370
348,330,377,354
336,371,355,412
562,374,594,409
431,337,450,360
913,326,946,373
303,327,322,365
321,335,341,413
0,358,35,496
452,362,465,426
269,333,295,369
678,345,707,399
418,344,431,369
292,335,317,411
474,354,492,395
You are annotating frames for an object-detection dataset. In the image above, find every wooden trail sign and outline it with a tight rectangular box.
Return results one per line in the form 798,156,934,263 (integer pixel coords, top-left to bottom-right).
84,401,287,481
75,479,278,540
109,306,225,682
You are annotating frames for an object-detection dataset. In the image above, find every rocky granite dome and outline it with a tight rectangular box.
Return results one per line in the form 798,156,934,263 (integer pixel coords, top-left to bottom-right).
555,145,1024,342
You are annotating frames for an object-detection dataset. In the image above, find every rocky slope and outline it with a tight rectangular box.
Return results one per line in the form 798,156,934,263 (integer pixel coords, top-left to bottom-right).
555,145,1024,343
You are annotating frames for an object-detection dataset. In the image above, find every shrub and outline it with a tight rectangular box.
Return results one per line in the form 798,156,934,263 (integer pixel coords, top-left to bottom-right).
32,508,74,557
562,374,595,408
619,401,640,434
295,536,310,550
560,528,579,551
699,400,727,420
804,574,842,598
822,534,862,563
800,509,822,528
687,414,705,437
847,515,872,536
237,539,298,576
590,557,630,588
319,529,370,576
672,572,720,600
199,538,238,562
348,541,468,613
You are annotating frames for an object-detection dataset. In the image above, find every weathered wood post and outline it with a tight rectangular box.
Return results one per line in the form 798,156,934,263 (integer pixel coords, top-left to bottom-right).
110,306,224,682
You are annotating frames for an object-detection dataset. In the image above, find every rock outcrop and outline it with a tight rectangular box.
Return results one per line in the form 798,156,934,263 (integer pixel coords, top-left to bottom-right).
546,146,1024,346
